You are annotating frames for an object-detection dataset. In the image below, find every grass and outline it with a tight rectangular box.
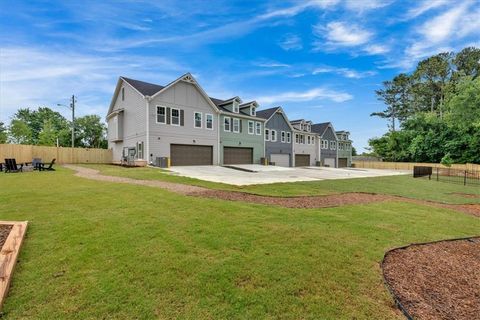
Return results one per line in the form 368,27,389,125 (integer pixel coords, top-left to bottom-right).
0,167,479,319
83,164,480,204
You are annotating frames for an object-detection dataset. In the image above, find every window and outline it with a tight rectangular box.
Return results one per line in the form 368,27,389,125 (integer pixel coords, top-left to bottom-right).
322,140,328,149
205,114,213,130
251,107,256,116
307,136,311,144
346,143,350,150
233,103,239,113
330,141,336,150
224,117,231,132
286,132,291,143
255,122,261,135
306,124,310,132
281,131,285,143
156,106,166,124
194,112,202,128
171,108,180,126
271,130,277,142
300,135,305,144
121,87,125,101
137,141,143,159
339,143,343,150
295,134,299,144
265,129,270,141
233,118,240,133
248,120,254,134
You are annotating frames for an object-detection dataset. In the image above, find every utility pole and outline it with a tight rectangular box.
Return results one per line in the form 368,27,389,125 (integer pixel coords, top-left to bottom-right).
71,95,76,148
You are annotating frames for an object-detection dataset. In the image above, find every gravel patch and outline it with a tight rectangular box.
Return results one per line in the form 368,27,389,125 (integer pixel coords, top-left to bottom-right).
382,237,480,320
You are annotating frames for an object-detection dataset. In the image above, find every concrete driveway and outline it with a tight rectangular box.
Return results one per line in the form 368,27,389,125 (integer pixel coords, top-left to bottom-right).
166,165,409,186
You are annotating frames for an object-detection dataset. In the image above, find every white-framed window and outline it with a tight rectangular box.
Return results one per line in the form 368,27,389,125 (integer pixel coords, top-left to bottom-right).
265,129,270,141
307,136,311,144
224,117,231,132
136,141,143,159
295,134,299,144
251,107,256,116
205,114,213,130
286,132,291,143
271,130,277,142
300,135,305,144
321,140,328,149
233,103,239,113
194,112,202,128
248,120,254,134
281,131,285,143
171,108,180,126
346,143,350,150
233,118,240,133
330,141,336,150
255,122,261,135
306,124,311,132
156,106,166,124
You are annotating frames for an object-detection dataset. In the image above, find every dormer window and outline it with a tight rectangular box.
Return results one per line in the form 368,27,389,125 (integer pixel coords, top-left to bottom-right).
251,107,256,116
233,102,239,113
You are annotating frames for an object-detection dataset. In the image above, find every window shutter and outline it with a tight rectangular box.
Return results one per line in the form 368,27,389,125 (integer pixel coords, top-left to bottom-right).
239,119,242,133
180,110,185,126
166,107,171,124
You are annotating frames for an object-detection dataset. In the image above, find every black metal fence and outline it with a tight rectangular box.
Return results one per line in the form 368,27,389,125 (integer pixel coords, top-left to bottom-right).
413,166,480,186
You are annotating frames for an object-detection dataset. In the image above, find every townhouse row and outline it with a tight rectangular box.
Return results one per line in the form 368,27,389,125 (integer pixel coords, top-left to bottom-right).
106,73,353,168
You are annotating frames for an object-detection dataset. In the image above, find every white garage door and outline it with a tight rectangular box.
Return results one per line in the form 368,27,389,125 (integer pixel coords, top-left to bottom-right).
324,158,335,167
270,154,290,167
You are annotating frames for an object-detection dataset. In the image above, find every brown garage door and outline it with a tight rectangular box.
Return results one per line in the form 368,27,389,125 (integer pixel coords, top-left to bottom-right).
170,144,213,166
338,158,348,168
295,154,310,167
223,147,253,165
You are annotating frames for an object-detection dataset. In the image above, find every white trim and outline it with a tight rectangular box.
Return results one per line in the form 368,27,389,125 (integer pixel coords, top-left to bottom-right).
265,129,270,141
233,118,240,133
224,117,231,132
156,105,166,124
170,108,180,126
247,120,254,135
271,129,277,142
286,132,291,143
330,140,336,150
233,103,239,113
281,131,286,143
205,113,214,130
255,122,261,135
194,111,203,129
145,98,150,163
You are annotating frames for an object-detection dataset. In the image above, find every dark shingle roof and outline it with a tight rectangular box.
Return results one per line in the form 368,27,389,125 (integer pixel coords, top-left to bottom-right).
311,122,330,135
290,119,304,123
209,97,225,106
256,107,279,120
121,77,165,96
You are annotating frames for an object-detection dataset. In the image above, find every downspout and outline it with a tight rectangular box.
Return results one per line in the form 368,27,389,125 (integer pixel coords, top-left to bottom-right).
145,96,151,163
217,112,221,165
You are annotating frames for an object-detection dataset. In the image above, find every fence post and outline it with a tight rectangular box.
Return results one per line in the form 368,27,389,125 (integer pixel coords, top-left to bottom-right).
436,167,439,181
464,170,467,186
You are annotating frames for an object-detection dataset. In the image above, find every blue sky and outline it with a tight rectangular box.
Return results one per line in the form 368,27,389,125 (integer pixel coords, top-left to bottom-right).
1,0,479,151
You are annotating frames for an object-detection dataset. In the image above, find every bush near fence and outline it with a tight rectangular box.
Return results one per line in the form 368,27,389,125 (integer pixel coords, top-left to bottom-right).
0,144,112,164
352,161,480,172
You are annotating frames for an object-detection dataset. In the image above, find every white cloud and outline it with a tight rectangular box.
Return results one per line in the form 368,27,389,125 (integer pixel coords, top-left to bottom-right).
344,0,393,12
419,3,467,43
404,0,449,19
312,66,376,78
314,21,373,48
254,61,291,68
363,44,390,55
256,87,353,105
279,33,303,51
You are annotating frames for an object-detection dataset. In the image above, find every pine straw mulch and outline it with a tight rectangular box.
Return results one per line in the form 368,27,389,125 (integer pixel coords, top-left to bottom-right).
0,225,12,250
382,237,480,320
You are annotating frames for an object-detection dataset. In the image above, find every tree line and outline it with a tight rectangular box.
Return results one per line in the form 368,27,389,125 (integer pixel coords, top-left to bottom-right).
369,47,480,164
0,107,107,149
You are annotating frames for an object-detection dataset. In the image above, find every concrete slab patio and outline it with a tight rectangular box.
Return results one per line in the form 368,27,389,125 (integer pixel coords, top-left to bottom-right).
166,165,409,186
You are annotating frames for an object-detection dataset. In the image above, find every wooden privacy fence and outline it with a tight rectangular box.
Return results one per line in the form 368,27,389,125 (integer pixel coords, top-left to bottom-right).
0,144,112,164
353,161,480,172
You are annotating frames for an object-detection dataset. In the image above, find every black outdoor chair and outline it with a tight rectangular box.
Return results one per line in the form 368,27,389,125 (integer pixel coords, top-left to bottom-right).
4,158,23,173
39,158,56,171
32,158,42,170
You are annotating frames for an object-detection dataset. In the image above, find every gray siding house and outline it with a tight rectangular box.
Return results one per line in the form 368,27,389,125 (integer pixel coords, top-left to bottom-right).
336,130,352,167
107,73,221,166
291,119,318,166
257,107,294,167
312,122,338,167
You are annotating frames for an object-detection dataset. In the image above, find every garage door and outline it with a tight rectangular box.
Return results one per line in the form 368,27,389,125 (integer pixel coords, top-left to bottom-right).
270,154,290,167
223,147,253,165
338,158,348,168
295,154,310,167
324,158,335,167
170,144,213,166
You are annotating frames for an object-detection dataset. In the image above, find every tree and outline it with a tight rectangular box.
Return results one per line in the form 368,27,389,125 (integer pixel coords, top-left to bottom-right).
351,146,357,156
74,115,107,148
38,119,58,146
454,47,480,79
8,119,32,144
0,122,7,144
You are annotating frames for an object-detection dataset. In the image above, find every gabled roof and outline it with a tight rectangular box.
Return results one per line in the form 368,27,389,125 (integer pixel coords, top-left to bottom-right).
239,101,258,108
312,122,337,138
256,107,279,120
290,119,304,123
216,96,242,106
121,77,164,96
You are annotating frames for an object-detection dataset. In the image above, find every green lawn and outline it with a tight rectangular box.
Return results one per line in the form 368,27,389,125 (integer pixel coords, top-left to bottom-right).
83,164,480,204
0,168,479,319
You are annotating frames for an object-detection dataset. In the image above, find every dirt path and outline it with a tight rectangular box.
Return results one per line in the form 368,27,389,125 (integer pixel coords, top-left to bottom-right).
382,237,480,320
64,165,480,216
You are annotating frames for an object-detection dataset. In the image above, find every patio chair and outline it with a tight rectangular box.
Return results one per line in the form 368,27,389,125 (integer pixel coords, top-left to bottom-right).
4,158,23,173
32,158,42,170
39,158,56,171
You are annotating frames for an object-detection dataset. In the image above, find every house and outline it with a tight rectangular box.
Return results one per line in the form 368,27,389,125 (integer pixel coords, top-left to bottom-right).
211,97,266,165
336,130,352,167
290,119,318,166
257,106,294,167
312,122,338,167
106,73,265,166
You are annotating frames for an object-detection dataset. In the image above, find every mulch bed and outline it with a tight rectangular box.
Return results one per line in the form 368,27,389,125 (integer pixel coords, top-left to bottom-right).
190,190,393,208
0,225,12,249
450,192,480,199
382,237,480,320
